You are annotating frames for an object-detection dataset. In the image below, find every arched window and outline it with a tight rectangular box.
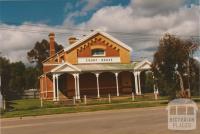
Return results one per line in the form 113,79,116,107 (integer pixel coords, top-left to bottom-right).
91,49,105,56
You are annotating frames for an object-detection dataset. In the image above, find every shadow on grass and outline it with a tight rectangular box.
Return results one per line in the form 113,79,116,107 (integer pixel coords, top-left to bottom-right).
6,101,16,111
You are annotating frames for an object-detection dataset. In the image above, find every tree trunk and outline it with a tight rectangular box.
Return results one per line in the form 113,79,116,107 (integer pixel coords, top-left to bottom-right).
176,71,185,97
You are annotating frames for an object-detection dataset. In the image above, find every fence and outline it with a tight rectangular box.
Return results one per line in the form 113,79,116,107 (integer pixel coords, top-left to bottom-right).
23,89,39,99
52,92,161,107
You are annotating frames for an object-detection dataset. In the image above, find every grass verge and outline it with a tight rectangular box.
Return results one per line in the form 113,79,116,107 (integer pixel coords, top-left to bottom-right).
1,101,167,118
1,96,199,118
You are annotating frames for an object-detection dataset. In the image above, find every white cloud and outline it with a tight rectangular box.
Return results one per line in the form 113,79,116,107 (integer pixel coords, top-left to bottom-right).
0,23,72,64
131,0,186,16
83,0,104,12
77,0,200,60
64,0,105,20
0,0,199,64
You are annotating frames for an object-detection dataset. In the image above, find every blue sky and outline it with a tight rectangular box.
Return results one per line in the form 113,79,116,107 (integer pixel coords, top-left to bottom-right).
0,0,199,63
0,0,198,26
0,0,130,25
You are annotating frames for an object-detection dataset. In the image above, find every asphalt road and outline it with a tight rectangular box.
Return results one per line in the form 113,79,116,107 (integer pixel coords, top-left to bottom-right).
1,106,200,134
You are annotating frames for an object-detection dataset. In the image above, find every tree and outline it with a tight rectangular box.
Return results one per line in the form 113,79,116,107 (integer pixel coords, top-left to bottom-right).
0,57,11,100
140,71,154,93
24,67,39,90
0,56,40,101
9,62,26,99
189,58,200,96
27,39,63,72
152,34,199,99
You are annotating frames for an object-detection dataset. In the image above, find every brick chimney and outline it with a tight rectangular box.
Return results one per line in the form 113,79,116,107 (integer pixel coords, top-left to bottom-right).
49,32,55,57
68,37,77,45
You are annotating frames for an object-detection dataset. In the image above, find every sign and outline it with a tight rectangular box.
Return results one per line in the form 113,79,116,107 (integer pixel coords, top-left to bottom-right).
78,57,120,64
167,98,198,130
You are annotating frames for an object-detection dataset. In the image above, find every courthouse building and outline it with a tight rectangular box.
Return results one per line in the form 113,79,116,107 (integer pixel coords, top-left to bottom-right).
40,30,153,101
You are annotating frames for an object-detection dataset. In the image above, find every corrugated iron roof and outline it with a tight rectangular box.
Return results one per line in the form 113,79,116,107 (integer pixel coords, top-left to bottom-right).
74,63,137,72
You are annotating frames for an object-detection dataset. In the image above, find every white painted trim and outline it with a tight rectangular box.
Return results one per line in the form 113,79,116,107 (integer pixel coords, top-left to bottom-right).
134,59,151,70
40,91,53,93
137,72,141,95
64,30,132,52
73,74,78,99
96,73,100,98
115,72,119,96
56,74,59,101
78,57,120,64
43,63,61,66
134,72,139,95
51,61,81,73
53,74,56,101
76,74,80,99
100,31,132,51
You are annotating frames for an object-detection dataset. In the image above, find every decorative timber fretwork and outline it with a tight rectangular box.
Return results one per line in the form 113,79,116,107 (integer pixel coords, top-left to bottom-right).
77,34,121,57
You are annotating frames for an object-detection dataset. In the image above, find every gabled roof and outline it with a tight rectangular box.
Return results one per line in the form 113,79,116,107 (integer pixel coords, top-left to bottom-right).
42,49,64,63
51,61,81,73
50,60,152,73
42,30,132,64
64,30,132,52
134,59,151,70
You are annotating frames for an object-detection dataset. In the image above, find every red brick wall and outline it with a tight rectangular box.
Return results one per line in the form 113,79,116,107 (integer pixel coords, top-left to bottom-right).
106,45,119,57
78,45,91,57
58,74,75,98
41,71,134,100
40,75,53,100
119,71,134,94
59,72,134,98
79,73,97,96
78,40,119,57
43,65,57,73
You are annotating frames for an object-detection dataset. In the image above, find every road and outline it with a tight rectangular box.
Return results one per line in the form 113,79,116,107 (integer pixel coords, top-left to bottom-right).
1,107,200,134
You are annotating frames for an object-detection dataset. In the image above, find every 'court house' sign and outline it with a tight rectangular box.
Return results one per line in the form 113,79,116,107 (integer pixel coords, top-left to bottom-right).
78,57,120,64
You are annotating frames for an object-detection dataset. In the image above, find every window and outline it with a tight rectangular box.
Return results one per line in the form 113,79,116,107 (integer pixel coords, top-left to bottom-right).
92,49,105,56
60,56,64,63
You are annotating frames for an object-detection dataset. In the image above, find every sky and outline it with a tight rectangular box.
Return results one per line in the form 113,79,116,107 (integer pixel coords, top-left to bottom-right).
0,0,199,64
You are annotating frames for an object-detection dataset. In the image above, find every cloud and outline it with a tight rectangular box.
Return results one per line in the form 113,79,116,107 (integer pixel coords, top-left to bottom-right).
81,1,199,34
64,0,106,22
0,0,199,64
83,0,104,12
131,0,186,16
0,23,72,64
77,0,200,60
0,25,42,64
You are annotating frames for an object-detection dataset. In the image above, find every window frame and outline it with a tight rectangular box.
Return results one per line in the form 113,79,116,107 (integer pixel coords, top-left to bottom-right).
91,49,105,57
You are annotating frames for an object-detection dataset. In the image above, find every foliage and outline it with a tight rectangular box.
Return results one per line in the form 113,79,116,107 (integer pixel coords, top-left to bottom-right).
0,57,39,100
189,59,200,96
1,39,63,101
140,71,154,93
9,62,26,98
27,39,63,72
0,57,11,99
152,34,199,99
24,67,40,90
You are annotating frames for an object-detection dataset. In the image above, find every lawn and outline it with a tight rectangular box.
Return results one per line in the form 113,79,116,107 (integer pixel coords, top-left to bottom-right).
1,96,199,118
1,100,167,118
